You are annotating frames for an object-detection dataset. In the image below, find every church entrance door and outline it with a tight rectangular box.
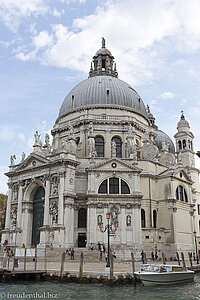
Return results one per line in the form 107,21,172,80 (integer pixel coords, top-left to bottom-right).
31,187,45,247
78,233,87,247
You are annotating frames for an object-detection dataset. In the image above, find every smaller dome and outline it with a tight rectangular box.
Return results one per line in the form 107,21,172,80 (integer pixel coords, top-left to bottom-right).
154,129,175,154
177,112,189,129
95,47,112,57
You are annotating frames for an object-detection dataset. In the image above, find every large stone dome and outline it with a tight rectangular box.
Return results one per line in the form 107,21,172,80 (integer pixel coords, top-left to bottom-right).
59,75,147,117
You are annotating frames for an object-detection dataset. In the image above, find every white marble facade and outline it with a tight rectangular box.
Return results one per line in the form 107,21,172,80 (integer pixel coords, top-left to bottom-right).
2,40,200,259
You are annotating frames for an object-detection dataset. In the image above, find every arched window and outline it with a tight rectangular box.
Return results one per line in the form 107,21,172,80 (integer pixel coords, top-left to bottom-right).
98,179,107,194
95,136,104,157
141,209,146,228
183,139,186,149
176,186,188,202
188,140,191,149
112,136,122,158
178,140,182,150
98,178,130,194
78,208,87,228
153,210,157,228
121,179,130,194
191,141,193,151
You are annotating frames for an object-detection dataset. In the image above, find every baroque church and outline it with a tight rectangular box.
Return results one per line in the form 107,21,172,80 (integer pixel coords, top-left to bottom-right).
2,39,200,259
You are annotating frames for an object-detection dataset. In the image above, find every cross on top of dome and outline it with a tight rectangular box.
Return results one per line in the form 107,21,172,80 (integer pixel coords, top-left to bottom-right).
89,39,118,78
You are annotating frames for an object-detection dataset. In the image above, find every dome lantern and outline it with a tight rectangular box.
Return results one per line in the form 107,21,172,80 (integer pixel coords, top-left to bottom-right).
89,38,118,78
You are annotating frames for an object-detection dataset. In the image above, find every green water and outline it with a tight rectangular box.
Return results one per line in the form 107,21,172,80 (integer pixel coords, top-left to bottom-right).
0,275,200,300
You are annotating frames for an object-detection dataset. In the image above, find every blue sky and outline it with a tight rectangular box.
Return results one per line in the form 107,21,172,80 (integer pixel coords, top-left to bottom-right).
1,0,200,193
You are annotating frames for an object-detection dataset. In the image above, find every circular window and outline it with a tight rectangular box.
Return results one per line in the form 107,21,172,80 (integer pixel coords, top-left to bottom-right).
111,162,117,168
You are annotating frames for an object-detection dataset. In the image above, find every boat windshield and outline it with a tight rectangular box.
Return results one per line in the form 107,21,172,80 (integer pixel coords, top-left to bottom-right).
172,266,184,272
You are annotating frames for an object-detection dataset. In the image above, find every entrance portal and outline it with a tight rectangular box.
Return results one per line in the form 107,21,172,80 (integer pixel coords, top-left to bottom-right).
78,233,87,247
31,187,45,246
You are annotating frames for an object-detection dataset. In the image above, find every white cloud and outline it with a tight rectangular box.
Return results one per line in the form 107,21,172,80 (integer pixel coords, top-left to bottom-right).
13,0,200,86
18,133,25,142
160,92,175,99
0,0,48,31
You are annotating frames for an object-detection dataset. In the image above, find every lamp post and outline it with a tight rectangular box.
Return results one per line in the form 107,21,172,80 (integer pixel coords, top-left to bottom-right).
194,231,199,264
98,212,118,267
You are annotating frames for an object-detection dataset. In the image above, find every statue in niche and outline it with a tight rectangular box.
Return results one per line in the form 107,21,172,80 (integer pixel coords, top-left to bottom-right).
50,176,59,196
126,215,131,226
50,201,58,225
97,215,102,224
88,137,96,158
10,206,17,228
10,155,16,166
110,205,119,222
111,140,117,157
126,137,137,159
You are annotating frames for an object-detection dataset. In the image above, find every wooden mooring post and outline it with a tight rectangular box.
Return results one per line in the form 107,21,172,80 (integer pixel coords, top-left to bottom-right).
24,248,27,271
176,252,180,265
162,253,166,264
79,252,83,279
60,252,66,282
144,252,147,264
181,252,186,269
188,252,193,270
131,252,136,284
34,248,37,271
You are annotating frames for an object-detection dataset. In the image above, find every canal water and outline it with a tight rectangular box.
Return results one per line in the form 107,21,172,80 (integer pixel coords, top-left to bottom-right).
0,274,200,300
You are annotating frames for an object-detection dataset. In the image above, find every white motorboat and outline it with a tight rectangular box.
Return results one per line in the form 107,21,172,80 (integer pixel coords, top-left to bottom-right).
134,264,194,286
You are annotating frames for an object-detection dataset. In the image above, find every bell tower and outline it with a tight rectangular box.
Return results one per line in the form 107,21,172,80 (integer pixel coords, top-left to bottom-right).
174,112,195,167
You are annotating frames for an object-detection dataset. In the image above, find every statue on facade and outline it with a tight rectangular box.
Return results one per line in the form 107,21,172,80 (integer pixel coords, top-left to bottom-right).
128,124,134,136
10,155,16,166
88,122,94,136
34,131,42,145
68,122,74,139
126,215,131,226
111,140,117,157
102,37,105,48
50,201,58,225
21,152,26,162
161,139,169,153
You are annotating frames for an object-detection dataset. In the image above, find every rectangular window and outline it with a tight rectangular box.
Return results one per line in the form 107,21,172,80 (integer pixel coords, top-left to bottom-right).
109,178,119,194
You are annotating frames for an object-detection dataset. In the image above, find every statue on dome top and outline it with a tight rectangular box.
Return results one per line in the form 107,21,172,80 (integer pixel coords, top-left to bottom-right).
102,37,105,48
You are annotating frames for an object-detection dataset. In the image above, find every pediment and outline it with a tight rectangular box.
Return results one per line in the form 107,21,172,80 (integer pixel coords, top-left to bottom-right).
15,153,50,172
87,158,142,173
159,167,192,183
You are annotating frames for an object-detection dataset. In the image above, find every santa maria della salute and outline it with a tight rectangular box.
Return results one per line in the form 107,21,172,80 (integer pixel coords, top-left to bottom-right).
2,39,200,260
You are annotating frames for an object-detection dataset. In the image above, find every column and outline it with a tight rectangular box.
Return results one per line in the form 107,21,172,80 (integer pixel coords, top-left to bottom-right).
120,204,126,245
5,182,13,229
43,176,50,226
134,203,142,245
58,171,65,225
89,204,97,243
16,182,23,229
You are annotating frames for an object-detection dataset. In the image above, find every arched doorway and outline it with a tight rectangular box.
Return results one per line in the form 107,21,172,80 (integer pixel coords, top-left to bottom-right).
78,208,87,247
31,187,45,246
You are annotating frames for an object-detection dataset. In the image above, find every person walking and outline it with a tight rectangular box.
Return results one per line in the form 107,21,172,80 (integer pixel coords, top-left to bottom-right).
99,250,103,261
71,248,74,260
151,251,154,261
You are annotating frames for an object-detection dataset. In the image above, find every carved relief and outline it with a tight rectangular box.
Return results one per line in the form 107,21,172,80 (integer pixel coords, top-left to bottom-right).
159,153,176,167
12,184,19,202
50,201,58,225
140,144,158,160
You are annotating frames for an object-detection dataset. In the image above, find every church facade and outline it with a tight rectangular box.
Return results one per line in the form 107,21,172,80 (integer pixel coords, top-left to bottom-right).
2,40,200,259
